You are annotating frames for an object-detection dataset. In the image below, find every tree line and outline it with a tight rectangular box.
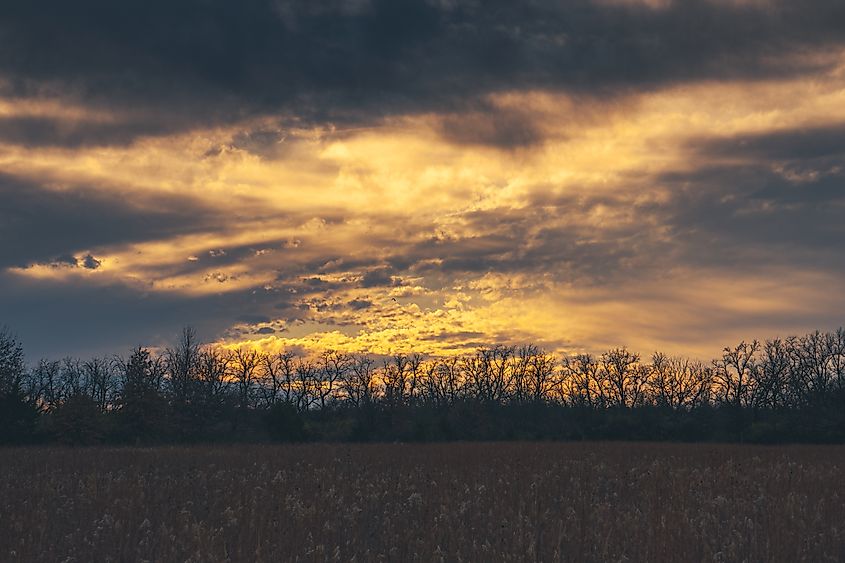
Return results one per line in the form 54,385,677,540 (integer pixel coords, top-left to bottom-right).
3,325,845,445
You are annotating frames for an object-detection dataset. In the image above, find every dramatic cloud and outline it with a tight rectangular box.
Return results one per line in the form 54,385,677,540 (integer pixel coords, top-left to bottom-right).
0,172,220,269
2,0,845,144
1,0,845,360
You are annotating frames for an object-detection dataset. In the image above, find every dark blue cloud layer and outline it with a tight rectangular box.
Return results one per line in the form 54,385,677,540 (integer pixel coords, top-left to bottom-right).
1,0,844,146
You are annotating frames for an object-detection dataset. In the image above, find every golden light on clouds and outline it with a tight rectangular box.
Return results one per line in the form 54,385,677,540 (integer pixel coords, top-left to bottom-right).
4,32,845,358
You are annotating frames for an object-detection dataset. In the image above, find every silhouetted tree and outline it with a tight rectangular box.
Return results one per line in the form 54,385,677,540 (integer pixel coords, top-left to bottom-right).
294,358,318,411
118,346,168,442
0,327,37,444
383,353,423,407
28,359,62,412
713,341,760,408
561,353,603,407
649,353,711,409
318,350,351,409
794,331,837,404
0,327,26,396
231,347,260,410
6,323,845,445
421,357,462,406
51,393,104,445
602,348,647,408
196,348,230,410
340,355,376,407
166,326,201,408
462,346,512,404
755,338,795,409
260,351,297,406
523,346,558,404
84,356,118,413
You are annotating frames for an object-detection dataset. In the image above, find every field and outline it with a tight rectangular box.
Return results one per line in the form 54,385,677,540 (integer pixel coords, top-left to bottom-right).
2,443,845,562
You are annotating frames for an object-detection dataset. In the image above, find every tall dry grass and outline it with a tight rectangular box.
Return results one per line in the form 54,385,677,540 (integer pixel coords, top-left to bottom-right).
2,443,844,561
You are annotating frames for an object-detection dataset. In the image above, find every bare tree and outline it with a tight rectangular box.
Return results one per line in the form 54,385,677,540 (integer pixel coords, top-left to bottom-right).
829,328,845,393
340,355,376,407
487,346,513,403
294,358,318,412
830,328,845,394
261,351,300,406
512,345,558,404
648,353,711,409
230,347,260,410
602,348,647,408
59,357,86,399
259,351,285,407
753,338,795,409
166,326,201,407
461,346,513,404
383,353,425,406
561,353,603,408
713,340,760,408
0,327,25,397
423,357,463,406
27,359,62,412
317,350,352,409
794,331,836,402
196,348,230,408
83,357,117,413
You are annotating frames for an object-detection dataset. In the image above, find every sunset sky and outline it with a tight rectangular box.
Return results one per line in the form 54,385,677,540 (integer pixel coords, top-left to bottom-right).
2,0,845,360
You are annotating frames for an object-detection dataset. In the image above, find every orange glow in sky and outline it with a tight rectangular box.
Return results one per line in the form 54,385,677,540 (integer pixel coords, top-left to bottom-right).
3,1,845,359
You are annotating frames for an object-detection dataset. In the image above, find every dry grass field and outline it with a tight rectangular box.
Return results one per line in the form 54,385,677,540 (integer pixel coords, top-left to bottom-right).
2,443,845,562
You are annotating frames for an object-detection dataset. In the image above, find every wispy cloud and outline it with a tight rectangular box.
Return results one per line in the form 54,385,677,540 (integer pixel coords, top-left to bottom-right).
2,1,845,359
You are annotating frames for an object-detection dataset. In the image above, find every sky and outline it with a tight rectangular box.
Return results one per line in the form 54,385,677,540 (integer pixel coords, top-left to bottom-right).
2,0,845,361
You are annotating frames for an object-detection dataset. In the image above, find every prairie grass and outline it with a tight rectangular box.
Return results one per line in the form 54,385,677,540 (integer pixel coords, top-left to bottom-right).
2,443,844,562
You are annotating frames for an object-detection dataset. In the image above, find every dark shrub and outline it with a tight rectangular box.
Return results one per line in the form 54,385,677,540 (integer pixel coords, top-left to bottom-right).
0,391,38,444
51,393,104,445
266,402,306,442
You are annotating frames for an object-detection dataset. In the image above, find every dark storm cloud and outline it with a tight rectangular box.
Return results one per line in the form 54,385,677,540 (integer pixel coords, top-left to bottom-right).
437,108,543,149
0,271,280,359
2,0,844,146
679,123,845,207
690,124,845,162
360,268,398,287
662,166,845,259
0,115,179,148
393,200,664,284
237,314,272,324
657,126,845,271
0,172,219,268
424,227,644,281
348,298,374,310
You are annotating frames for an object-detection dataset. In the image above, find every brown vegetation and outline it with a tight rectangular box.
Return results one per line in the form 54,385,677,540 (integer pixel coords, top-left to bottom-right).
2,443,845,561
